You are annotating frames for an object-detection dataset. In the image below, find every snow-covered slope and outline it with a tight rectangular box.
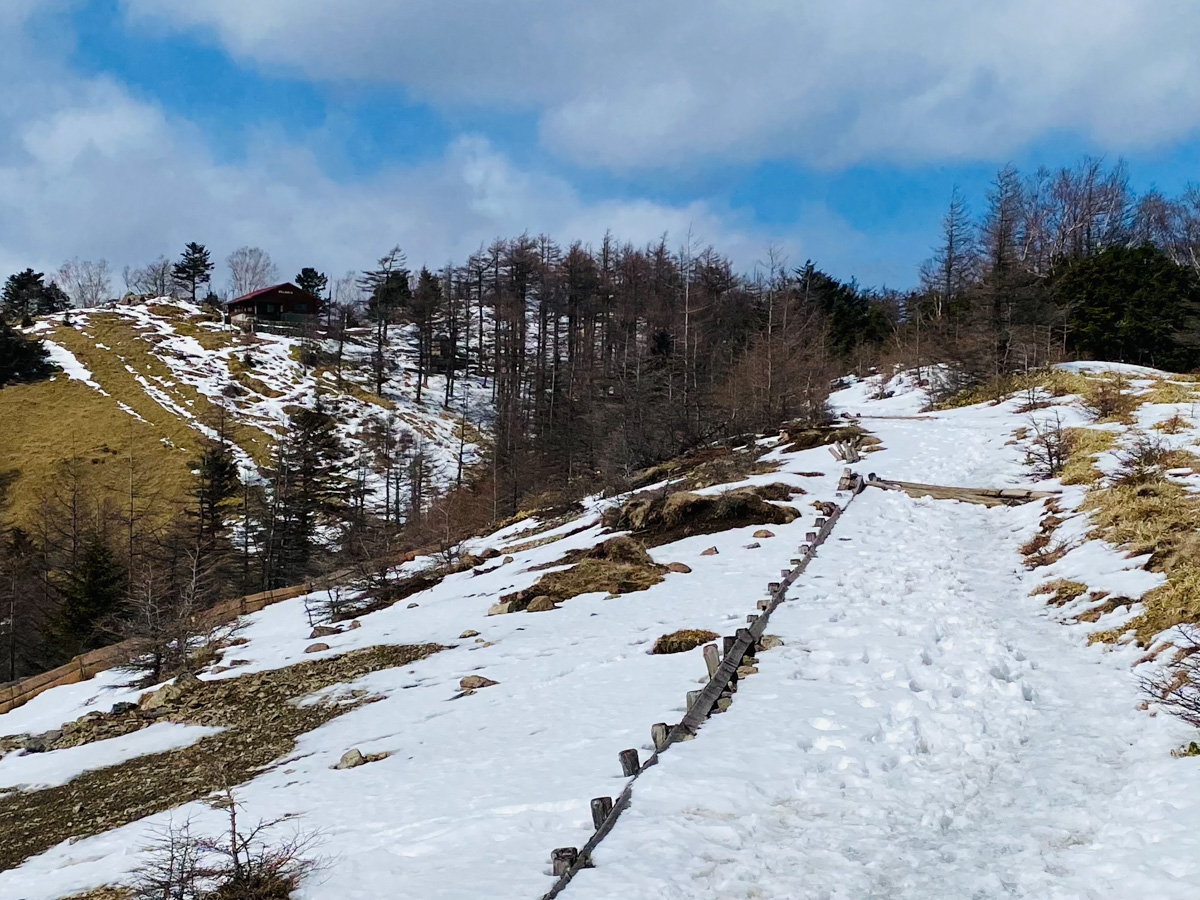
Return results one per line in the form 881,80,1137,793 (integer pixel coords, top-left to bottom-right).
9,298,487,521
4,365,1200,899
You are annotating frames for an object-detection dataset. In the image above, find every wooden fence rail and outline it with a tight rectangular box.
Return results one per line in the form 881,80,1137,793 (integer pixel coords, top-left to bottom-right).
539,469,866,899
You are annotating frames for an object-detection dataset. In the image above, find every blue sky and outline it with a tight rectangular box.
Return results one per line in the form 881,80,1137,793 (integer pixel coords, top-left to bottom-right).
1,0,1197,294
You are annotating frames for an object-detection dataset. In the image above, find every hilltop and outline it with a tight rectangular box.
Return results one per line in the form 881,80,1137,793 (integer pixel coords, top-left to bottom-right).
1,298,487,530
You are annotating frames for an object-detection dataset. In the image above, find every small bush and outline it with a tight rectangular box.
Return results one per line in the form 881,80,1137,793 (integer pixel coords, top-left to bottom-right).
1154,414,1189,434
1025,412,1073,479
1079,376,1139,424
1142,627,1200,726
651,629,720,654
1059,428,1117,485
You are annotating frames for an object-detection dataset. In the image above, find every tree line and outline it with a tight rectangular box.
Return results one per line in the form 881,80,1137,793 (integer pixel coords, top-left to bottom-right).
2,154,1200,682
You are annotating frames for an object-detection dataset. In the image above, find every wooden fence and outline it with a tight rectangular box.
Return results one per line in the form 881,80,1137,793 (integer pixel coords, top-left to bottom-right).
539,468,867,898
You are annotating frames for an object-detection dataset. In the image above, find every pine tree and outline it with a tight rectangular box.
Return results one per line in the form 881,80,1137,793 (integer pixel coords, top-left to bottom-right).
295,267,328,301
2,269,69,323
191,407,240,550
0,321,51,388
411,268,442,403
51,533,126,657
172,243,214,304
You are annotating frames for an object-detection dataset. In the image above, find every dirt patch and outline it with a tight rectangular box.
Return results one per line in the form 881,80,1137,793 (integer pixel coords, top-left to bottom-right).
602,486,799,548
500,537,667,612
780,425,880,455
651,629,719,654
0,643,445,873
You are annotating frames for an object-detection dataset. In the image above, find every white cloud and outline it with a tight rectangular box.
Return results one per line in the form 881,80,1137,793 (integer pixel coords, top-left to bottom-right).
0,17,873,291
119,0,1200,170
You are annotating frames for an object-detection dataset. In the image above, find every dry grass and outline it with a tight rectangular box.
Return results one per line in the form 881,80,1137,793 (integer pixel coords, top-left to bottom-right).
651,629,719,654
0,643,445,873
1032,579,1088,606
1019,532,1069,569
1059,428,1117,485
935,369,1092,410
1155,414,1191,434
602,486,799,547
1142,380,1200,406
1079,376,1140,425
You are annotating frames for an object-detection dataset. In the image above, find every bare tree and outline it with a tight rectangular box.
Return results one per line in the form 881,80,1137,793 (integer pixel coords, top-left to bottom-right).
58,258,112,307
227,247,279,298
919,188,977,320
124,257,175,298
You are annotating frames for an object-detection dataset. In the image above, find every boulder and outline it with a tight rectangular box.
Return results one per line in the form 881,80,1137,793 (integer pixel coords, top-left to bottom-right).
753,529,775,539
758,634,784,651
138,671,201,711
700,547,719,556
503,556,514,564
304,642,331,654
459,629,481,639
348,620,362,630
334,749,366,770
479,547,500,560
666,562,692,574
460,675,499,691
487,600,515,616
744,542,761,549
110,702,137,715
407,602,419,609
22,737,48,754
525,596,558,612
309,625,341,639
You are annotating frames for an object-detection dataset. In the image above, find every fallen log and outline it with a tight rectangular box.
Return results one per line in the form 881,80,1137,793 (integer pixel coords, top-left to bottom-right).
865,476,1057,507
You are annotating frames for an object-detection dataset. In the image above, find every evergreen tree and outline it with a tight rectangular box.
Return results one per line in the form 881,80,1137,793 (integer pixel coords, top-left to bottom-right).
1055,244,1200,369
2,269,70,324
264,397,347,585
0,321,51,388
410,268,442,402
191,407,240,549
172,243,214,304
51,533,126,657
295,267,328,301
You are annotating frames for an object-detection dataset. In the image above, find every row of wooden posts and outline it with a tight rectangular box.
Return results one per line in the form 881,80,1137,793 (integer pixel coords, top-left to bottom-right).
539,468,867,897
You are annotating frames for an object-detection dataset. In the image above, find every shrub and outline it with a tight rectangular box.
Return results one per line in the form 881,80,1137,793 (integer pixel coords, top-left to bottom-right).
652,629,719,654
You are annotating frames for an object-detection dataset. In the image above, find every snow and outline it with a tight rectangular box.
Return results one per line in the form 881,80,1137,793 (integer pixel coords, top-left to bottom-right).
1058,360,1173,377
0,724,221,792
568,491,1200,899
5,364,1200,899
41,340,109,396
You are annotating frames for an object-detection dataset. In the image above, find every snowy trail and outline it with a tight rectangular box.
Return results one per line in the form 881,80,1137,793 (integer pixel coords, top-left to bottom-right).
569,490,1200,899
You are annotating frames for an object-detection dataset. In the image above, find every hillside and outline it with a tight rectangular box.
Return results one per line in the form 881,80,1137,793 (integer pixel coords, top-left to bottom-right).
3,364,1200,898
1,298,486,529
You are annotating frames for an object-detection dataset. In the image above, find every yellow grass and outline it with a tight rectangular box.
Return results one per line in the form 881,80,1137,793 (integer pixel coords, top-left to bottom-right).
1032,579,1088,606
1059,428,1117,485
1143,379,1200,405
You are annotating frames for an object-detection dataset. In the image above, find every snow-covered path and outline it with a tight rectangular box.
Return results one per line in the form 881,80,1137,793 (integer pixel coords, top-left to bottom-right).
569,489,1200,899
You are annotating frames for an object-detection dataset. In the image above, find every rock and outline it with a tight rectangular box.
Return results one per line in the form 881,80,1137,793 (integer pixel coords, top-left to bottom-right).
348,619,362,630
138,671,200,711
700,547,719,556
487,600,515,616
309,625,341,639
758,634,784,651
479,547,500,560
407,602,419,609
459,629,481,639
304,642,331,653
334,749,366,770
736,665,759,678
744,542,761,549
715,697,733,712
503,555,514,564
666,562,692,574
753,529,775,539
460,675,499,691
526,596,558,612
229,659,250,667
110,702,137,715
22,737,48,754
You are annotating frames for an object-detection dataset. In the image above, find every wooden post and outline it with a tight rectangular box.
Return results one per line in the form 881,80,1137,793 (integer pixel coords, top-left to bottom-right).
590,796,614,829
768,582,781,594
552,847,579,876
790,557,803,566
723,635,737,655
686,689,702,710
806,531,818,542
816,517,827,528
746,614,758,624
619,748,640,777
702,644,720,678
757,600,768,611
651,722,669,751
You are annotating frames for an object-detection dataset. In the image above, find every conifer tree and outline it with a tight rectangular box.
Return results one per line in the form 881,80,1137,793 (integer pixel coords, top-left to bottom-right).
172,243,214,304
0,321,51,388
51,533,126,657
2,269,70,324
295,267,328,301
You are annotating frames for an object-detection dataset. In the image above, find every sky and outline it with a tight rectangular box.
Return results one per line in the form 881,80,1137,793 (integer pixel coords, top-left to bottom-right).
1,0,1197,297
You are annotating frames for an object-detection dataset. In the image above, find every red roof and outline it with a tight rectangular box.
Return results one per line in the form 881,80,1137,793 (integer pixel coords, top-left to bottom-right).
228,282,308,305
